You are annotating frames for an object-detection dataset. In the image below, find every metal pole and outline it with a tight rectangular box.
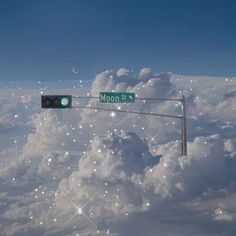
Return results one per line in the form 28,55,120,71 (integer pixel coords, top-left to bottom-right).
182,95,187,155
181,116,184,156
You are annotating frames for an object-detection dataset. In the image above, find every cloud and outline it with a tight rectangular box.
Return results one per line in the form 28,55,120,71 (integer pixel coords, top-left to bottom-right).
0,69,236,235
52,130,236,236
55,131,157,224
23,110,69,157
91,68,174,97
138,68,153,81
142,134,230,201
224,138,236,157
80,68,180,145
213,207,234,222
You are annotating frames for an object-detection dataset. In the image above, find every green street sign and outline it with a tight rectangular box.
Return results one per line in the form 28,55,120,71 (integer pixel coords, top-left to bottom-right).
100,92,135,103
41,95,72,108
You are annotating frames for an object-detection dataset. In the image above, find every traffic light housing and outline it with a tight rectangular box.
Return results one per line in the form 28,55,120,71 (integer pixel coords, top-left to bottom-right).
41,95,72,109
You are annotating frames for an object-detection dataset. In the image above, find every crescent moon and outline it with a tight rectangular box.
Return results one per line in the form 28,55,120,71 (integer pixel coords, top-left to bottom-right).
72,68,79,74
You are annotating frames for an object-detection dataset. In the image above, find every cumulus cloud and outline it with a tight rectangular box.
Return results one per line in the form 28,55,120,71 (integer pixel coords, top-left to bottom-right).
0,69,236,235
224,139,236,157
50,130,236,236
55,131,157,223
213,207,234,222
23,110,69,157
138,68,153,81
142,134,230,201
91,68,173,98
80,68,180,145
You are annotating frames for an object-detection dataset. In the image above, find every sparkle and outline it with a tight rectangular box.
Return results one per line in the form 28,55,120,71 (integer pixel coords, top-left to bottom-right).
163,162,168,168
143,131,158,145
110,112,116,117
77,207,83,215
61,189,99,228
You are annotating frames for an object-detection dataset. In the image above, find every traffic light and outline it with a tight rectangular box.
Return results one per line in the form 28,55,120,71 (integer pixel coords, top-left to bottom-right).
41,95,72,109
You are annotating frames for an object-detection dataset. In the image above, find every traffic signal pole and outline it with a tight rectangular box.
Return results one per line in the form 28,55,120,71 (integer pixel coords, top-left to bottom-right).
72,95,188,156
181,95,187,156
41,94,188,156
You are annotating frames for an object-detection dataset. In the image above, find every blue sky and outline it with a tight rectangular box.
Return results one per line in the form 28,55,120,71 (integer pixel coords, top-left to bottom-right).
0,0,236,81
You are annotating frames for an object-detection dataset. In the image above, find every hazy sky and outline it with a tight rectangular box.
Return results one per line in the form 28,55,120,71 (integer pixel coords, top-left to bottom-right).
1,0,236,81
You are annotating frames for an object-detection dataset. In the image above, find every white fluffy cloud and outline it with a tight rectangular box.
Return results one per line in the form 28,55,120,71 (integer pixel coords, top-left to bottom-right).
142,134,229,200
213,207,234,221
52,130,236,236
0,69,236,235
23,110,69,157
224,138,236,158
138,68,154,81
55,132,156,221
80,68,180,145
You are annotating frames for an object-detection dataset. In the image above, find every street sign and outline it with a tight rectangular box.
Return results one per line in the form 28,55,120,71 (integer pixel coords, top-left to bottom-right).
100,92,135,103
41,95,72,108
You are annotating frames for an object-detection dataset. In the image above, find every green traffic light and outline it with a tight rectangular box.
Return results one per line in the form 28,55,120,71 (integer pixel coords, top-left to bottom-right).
41,95,72,109
61,97,70,106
